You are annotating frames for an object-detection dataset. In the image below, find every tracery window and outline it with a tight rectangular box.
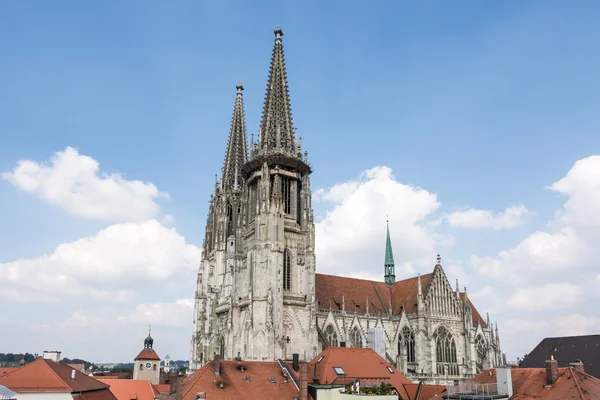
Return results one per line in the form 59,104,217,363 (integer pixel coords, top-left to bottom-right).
219,336,225,359
399,326,416,363
281,175,291,214
433,326,458,376
283,250,291,291
226,202,233,237
476,334,486,373
350,326,363,348
325,324,338,347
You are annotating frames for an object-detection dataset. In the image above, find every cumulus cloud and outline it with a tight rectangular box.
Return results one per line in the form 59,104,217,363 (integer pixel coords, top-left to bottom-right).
447,205,529,230
315,166,442,278
2,147,168,222
0,220,201,301
506,314,600,336
118,298,194,327
506,283,581,311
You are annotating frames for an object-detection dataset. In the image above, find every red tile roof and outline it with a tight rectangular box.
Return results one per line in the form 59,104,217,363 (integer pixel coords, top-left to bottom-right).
153,383,170,394
307,347,411,399
182,360,300,400
98,379,158,400
471,367,600,399
0,359,116,399
316,272,486,326
403,383,447,400
134,349,160,361
0,368,17,377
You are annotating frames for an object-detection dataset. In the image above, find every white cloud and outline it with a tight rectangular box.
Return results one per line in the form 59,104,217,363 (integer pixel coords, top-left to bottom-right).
506,314,600,336
549,155,600,228
506,283,581,311
447,205,529,230
315,166,442,278
2,147,168,222
118,298,194,327
0,219,201,300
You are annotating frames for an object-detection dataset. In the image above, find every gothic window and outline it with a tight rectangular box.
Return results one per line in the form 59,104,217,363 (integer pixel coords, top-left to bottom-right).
350,326,363,348
226,202,233,237
476,334,486,373
281,176,291,214
219,336,225,359
433,326,458,376
325,324,338,347
399,326,416,363
296,181,302,223
283,250,291,291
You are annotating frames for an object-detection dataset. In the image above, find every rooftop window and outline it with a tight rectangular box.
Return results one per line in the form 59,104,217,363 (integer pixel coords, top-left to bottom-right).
268,376,275,383
243,376,250,382
317,356,324,363
333,366,345,375
386,366,394,373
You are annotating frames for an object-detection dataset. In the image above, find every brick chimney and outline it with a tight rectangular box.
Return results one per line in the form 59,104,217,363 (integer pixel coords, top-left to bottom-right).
169,372,184,400
213,354,221,376
545,356,559,386
569,360,584,374
300,362,308,400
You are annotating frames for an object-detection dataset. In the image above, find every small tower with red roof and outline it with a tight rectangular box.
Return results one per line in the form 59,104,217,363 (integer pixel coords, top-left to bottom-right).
132,327,161,384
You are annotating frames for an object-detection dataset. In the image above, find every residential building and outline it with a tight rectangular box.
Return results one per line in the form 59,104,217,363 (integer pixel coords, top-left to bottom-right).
0,358,117,399
519,334,600,379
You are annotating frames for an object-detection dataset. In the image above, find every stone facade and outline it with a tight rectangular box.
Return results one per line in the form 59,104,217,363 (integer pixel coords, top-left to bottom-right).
189,26,501,383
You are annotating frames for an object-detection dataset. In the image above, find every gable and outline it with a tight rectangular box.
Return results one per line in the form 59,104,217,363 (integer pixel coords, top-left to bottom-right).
423,266,462,317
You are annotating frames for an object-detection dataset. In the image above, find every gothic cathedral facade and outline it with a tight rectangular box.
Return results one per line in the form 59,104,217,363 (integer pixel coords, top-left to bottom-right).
190,26,501,383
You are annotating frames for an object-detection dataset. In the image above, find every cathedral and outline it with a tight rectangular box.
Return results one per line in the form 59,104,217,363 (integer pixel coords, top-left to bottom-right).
190,26,501,383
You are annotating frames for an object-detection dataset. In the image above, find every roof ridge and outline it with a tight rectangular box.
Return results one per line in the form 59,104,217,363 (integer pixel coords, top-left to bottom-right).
569,367,586,400
44,360,73,392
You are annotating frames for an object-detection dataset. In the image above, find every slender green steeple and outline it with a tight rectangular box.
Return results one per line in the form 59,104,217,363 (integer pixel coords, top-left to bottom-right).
384,219,396,287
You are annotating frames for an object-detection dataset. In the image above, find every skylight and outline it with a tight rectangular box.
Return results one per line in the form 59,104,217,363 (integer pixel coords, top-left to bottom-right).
317,356,325,363
333,366,345,375
386,366,394,373
243,376,250,382
269,376,275,383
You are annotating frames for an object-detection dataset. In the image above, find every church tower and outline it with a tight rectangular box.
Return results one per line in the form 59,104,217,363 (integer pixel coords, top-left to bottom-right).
191,26,317,371
133,329,161,384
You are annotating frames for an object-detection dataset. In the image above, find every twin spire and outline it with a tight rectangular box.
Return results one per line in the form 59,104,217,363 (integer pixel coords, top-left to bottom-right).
221,25,298,192
221,82,248,190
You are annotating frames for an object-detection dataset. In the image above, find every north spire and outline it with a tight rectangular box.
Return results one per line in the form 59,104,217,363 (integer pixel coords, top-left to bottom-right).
222,82,248,190
384,219,396,286
257,25,297,156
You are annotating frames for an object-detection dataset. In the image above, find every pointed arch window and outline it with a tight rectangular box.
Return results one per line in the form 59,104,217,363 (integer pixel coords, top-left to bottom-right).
433,326,458,376
283,250,291,291
325,324,338,347
399,326,416,363
226,202,233,237
219,336,225,359
350,326,363,348
476,334,486,373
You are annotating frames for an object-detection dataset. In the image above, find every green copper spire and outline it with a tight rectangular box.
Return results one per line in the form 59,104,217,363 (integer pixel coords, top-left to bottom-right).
384,219,396,287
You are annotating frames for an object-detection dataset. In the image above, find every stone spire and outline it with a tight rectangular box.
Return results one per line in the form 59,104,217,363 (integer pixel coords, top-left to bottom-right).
384,219,396,286
222,82,248,191
258,25,297,156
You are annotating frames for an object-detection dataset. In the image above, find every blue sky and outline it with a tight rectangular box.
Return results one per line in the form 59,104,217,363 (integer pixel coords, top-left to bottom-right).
1,1,600,363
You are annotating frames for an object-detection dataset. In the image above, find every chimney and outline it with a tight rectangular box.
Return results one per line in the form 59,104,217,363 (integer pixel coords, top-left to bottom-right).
213,354,221,376
292,353,299,372
300,362,308,400
340,341,346,348
169,372,184,400
569,360,585,374
496,367,513,398
71,369,76,380
545,356,559,386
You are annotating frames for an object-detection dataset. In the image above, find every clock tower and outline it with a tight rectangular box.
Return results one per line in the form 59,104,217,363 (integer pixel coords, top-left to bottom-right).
133,328,161,384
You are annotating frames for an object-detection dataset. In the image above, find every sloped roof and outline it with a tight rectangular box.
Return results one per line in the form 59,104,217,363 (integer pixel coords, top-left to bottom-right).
307,347,411,399
182,360,300,400
98,379,158,400
0,369,16,378
134,349,160,361
403,382,447,400
153,384,170,394
519,335,600,378
472,367,600,400
0,359,111,394
315,272,486,326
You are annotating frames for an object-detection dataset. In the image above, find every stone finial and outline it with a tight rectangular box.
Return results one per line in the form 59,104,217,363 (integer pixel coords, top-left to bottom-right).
436,254,441,265
236,81,244,94
274,25,283,39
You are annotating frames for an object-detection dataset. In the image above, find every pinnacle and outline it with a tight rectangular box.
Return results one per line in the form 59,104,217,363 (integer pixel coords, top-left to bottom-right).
221,83,248,190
